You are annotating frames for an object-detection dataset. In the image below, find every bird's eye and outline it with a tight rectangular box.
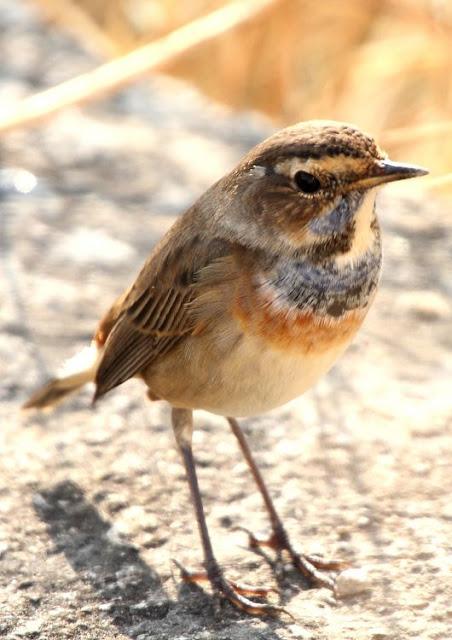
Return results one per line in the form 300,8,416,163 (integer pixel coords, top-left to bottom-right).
294,171,321,194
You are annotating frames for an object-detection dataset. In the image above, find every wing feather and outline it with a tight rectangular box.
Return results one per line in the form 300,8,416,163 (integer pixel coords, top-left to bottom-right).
94,237,238,400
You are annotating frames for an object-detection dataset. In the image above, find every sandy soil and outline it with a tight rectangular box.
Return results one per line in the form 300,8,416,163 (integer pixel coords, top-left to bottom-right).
1,3,451,639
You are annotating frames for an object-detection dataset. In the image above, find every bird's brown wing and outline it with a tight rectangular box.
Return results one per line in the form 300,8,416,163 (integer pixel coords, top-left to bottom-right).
94,236,237,400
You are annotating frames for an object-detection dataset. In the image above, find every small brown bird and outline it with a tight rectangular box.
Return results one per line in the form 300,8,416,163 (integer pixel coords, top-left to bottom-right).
24,121,427,615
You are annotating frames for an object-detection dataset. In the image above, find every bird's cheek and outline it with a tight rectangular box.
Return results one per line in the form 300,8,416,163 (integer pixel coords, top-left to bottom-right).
272,199,319,246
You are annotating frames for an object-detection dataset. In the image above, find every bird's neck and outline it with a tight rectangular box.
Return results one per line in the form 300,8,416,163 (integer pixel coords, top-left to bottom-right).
259,192,382,319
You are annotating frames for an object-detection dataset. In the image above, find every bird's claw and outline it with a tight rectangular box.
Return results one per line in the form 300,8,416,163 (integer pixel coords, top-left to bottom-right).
172,559,291,617
238,526,350,590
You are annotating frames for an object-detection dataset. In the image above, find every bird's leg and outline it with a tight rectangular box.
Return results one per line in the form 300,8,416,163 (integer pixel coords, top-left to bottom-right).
227,417,348,589
171,407,286,616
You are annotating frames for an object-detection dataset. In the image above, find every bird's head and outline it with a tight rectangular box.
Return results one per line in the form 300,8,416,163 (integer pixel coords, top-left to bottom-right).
216,120,427,261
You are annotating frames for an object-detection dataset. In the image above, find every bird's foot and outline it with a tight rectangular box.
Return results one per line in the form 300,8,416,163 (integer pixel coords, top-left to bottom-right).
173,559,291,617
242,526,349,590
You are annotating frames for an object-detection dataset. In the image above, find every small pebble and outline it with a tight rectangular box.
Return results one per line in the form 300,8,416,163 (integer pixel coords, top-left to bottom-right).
288,624,312,638
370,628,391,639
407,599,428,609
336,541,353,554
14,618,42,637
337,527,351,541
335,567,371,598
398,290,450,321
80,605,92,613
104,524,128,546
412,462,431,476
441,504,452,521
17,579,34,590
357,515,371,528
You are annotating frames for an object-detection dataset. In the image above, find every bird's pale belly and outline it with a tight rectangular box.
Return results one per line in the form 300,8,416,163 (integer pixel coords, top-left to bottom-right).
192,334,353,417
145,312,363,417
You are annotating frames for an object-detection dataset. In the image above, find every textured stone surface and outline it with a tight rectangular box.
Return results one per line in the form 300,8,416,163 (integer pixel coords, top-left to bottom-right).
1,2,451,639
335,568,371,598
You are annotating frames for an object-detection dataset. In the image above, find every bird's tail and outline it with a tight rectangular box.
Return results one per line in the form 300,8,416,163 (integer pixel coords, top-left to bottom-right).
22,343,101,410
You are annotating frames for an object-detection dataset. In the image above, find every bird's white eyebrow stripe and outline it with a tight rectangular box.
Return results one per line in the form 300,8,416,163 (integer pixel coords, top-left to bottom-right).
274,155,367,177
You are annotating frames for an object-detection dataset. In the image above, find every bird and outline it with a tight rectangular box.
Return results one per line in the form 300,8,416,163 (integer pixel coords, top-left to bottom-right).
23,120,427,616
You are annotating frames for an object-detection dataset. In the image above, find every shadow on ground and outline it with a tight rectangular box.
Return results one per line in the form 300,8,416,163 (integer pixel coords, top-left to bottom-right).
34,480,286,639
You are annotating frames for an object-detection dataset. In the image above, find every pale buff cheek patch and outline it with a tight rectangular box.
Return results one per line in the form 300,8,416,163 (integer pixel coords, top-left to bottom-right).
335,190,377,267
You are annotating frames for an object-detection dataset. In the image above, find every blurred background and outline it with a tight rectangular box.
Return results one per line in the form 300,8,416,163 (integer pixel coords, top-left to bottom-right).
1,2,452,639
29,0,452,193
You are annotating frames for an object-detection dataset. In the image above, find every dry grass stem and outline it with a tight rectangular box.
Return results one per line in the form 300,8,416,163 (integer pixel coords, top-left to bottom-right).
0,0,281,135
6,0,452,183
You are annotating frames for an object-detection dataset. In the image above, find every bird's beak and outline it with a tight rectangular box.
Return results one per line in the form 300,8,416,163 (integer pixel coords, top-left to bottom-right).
352,160,429,190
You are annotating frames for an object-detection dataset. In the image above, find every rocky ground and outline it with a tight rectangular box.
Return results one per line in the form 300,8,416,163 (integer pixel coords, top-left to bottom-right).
1,2,452,639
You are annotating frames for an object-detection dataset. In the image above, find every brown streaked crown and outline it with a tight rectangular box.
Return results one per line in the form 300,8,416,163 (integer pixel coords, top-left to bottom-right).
241,120,384,169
